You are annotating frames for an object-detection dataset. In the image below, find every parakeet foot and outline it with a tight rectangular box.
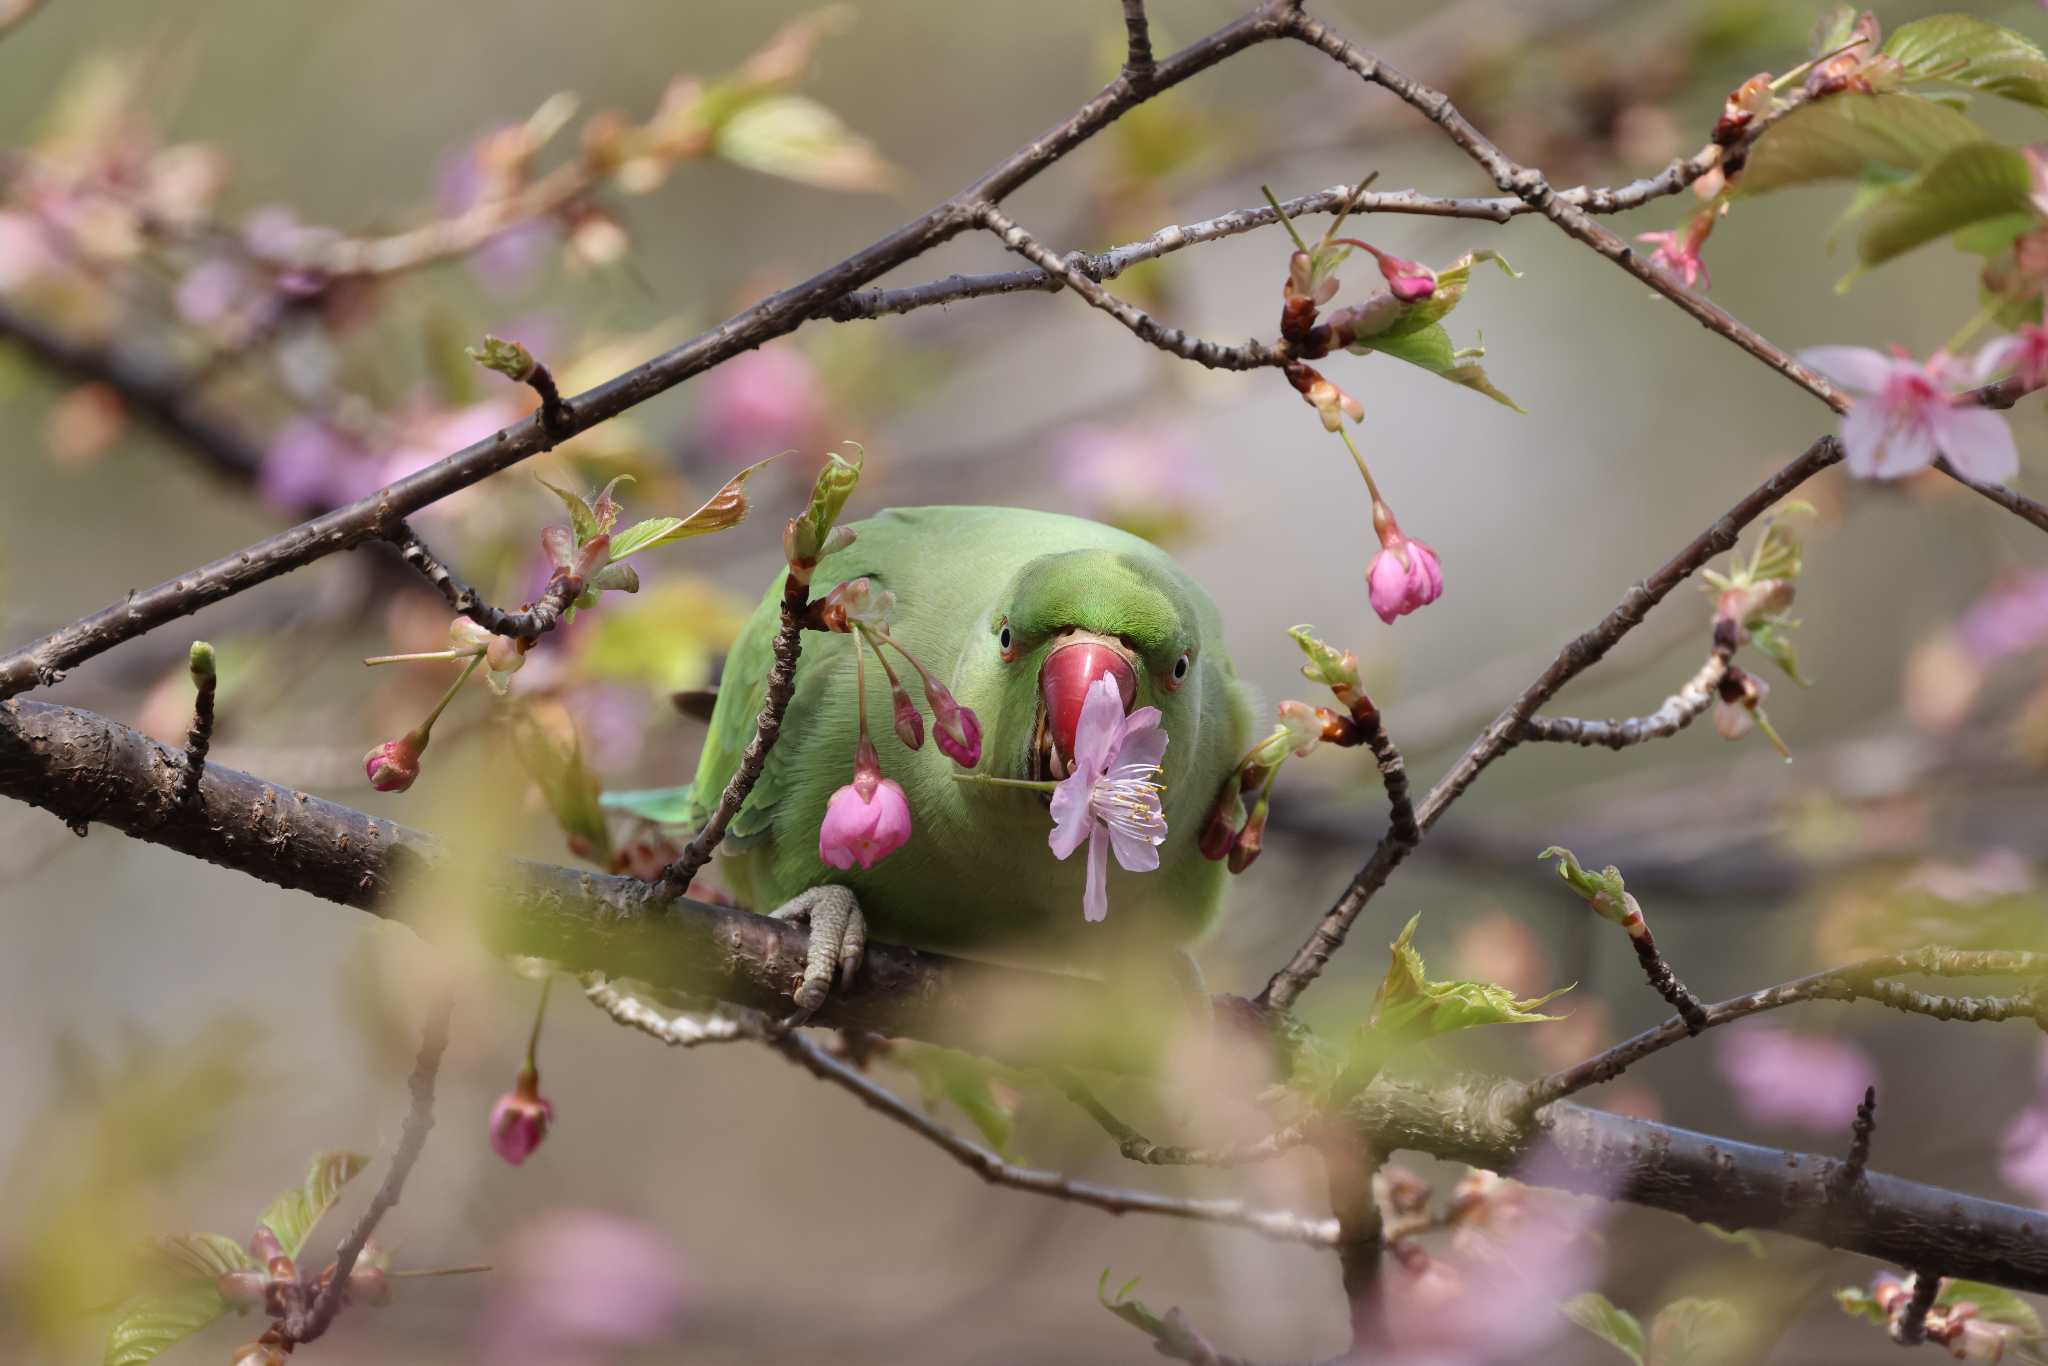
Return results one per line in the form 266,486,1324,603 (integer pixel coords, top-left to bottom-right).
769,885,867,1023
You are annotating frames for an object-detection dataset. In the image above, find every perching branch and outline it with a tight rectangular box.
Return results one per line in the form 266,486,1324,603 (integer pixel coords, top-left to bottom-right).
8,694,2048,1290
283,996,452,1347
1120,0,1156,86
1837,1086,1878,1195
658,568,810,895
1522,948,2048,1112
1055,1072,1313,1167
1258,434,1844,1013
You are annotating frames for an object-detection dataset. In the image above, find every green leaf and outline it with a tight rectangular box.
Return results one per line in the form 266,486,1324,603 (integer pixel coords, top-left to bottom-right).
1835,1285,1888,1326
1649,1297,1744,1366
607,453,781,561
1372,248,1520,339
258,1150,368,1259
1955,210,2037,258
1698,1222,1766,1259
1357,323,1525,412
104,1284,231,1366
1098,1269,1168,1337
1857,142,2036,267
895,1045,1017,1155
715,93,898,192
1884,15,2048,111
1941,1279,2044,1335
1563,1292,1646,1365
599,784,695,825
1737,93,1986,196
1749,617,1809,686
535,476,597,547
144,1233,258,1281
511,713,613,865
1371,913,1570,1040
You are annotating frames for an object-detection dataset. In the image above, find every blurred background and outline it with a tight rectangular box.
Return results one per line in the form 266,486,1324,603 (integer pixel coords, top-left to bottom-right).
4,0,2048,1361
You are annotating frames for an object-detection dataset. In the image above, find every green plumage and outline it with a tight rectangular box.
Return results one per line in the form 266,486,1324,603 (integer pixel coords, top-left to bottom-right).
689,506,1256,961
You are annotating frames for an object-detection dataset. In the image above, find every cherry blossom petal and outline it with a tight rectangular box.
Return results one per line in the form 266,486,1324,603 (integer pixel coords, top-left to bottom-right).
1083,826,1110,923
1800,345,1895,394
1872,416,1937,479
1047,775,1092,859
1113,724,1168,774
1839,398,1890,477
1070,675,1126,782
1107,818,1162,873
1930,403,2021,483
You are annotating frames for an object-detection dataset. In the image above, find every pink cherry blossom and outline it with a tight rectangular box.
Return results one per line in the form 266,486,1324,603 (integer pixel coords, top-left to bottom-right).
1358,242,1437,302
2001,1044,2048,1204
489,1067,555,1164
1715,1023,1877,1133
1974,323,2048,393
1048,675,1169,923
818,766,912,870
1801,345,2019,481
1638,213,1715,292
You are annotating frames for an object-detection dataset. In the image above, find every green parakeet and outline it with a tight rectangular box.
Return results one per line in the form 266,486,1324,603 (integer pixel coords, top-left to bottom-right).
689,505,1256,1007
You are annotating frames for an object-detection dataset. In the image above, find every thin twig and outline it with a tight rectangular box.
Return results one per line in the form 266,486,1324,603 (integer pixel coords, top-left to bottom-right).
976,203,1283,370
1630,925,1708,1035
1836,1086,1877,1195
658,570,809,895
1894,1272,1941,1347
284,996,453,1346
1523,948,2048,1112
385,522,578,640
1520,651,1728,749
1055,1072,1311,1166
1257,435,1843,1013
178,643,216,808
1121,0,1155,85
766,1030,1340,1246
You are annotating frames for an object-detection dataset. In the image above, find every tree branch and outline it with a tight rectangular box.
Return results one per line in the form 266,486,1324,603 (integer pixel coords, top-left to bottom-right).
1258,434,1842,1012
1519,650,1728,749
7,693,2048,1290
284,995,452,1346
1522,948,2048,1112
659,569,807,894
385,522,579,640
0,1,1297,701
977,203,1282,370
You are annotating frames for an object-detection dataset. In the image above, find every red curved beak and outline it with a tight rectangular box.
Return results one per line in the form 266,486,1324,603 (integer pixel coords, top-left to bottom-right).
1040,639,1137,769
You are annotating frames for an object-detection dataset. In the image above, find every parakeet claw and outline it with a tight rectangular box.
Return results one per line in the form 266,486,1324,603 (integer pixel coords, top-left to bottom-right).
769,885,867,1024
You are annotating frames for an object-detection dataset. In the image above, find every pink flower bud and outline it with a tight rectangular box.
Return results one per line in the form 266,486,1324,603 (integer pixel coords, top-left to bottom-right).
486,634,530,674
892,686,924,750
489,1066,554,1165
449,617,493,652
540,524,576,573
1365,503,1444,624
1360,243,1437,302
216,1269,269,1310
1276,700,1323,757
364,732,426,792
928,687,982,768
818,768,913,870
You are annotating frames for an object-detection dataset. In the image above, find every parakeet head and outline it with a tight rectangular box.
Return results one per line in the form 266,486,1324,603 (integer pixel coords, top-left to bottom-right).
990,547,1204,781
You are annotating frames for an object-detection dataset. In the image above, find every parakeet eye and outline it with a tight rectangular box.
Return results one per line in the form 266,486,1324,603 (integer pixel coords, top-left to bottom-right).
998,623,1016,660
1168,651,1191,688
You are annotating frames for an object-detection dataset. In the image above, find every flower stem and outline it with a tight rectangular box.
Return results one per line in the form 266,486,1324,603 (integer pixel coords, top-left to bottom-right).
950,773,1060,793
1942,295,2004,359
525,974,552,1071
1261,184,1311,255
853,626,871,745
363,649,479,667
1336,425,1384,504
417,653,484,740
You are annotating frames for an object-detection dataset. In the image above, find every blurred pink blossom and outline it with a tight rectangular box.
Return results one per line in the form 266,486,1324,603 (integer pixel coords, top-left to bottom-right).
438,138,550,293
1716,1023,1877,1132
695,344,823,460
1975,324,2048,392
1052,420,1214,544
477,1210,689,1366
0,211,60,291
260,416,385,513
1954,571,2048,663
381,394,528,489
1800,345,2018,482
2001,1044,2048,1204
174,257,259,328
